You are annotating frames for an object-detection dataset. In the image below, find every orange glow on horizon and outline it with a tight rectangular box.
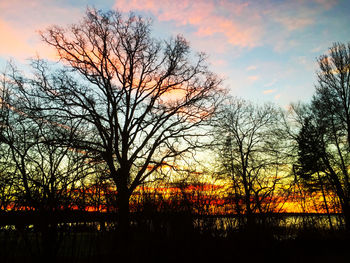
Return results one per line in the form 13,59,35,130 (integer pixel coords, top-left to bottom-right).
3,182,340,215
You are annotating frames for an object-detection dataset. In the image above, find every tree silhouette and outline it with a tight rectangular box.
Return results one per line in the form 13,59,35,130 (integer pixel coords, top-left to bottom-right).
295,42,350,230
0,72,15,212
212,97,284,227
29,8,223,239
0,64,92,258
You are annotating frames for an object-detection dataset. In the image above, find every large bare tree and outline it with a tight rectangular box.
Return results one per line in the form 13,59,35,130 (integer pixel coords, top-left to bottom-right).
30,8,222,235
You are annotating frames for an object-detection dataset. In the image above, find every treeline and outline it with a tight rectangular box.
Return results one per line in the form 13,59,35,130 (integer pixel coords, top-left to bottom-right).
0,8,350,258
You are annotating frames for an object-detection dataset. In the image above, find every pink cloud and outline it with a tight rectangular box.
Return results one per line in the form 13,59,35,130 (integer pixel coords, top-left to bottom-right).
211,59,227,67
114,0,334,54
114,0,262,48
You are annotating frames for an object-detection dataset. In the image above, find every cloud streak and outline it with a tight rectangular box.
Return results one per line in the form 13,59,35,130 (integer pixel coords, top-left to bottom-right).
246,65,257,71
115,0,262,48
263,89,276,94
114,0,337,52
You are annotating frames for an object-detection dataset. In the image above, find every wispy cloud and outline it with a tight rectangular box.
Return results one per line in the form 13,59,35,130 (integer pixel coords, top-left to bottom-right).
0,0,339,63
311,45,324,53
272,16,314,31
211,59,227,67
274,94,281,100
246,65,257,71
263,79,277,88
248,75,259,82
115,0,262,48
313,0,338,10
263,89,276,94
114,0,338,53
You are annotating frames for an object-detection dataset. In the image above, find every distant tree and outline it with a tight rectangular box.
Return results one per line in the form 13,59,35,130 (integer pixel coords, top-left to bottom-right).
2,65,89,213
25,8,223,240
0,71,8,142
0,71,15,211
0,65,91,258
212,97,284,227
294,42,350,230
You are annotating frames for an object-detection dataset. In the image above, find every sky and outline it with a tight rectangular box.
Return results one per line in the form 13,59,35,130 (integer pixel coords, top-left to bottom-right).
0,0,349,107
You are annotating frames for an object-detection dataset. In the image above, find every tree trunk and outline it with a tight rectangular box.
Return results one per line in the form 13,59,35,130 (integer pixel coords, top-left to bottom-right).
117,192,130,234
39,211,58,261
318,172,334,231
245,195,253,228
242,171,253,229
116,185,131,253
341,201,350,232
325,162,350,231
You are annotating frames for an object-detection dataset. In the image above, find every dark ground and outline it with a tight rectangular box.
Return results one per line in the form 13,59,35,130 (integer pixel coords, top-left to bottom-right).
1,225,349,263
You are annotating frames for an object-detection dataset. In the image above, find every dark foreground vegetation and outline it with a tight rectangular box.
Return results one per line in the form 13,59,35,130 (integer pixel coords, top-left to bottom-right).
1,211,350,263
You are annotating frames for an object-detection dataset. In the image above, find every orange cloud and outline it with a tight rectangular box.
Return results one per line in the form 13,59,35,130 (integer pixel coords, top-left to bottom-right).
248,75,259,82
263,89,276,94
0,19,58,61
0,19,34,59
0,0,81,61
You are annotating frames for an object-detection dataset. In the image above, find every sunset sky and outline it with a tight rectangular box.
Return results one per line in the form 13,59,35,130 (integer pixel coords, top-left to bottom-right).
0,0,349,107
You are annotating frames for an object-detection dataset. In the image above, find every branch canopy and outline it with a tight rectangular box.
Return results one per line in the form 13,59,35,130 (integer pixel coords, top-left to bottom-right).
36,8,223,192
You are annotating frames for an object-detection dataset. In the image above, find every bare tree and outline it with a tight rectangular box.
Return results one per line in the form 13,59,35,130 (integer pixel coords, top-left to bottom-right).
212,97,285,227
293,42,350,230
0,71,15,211
2,66,89,212
28,8,222,238
0,65,93,258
